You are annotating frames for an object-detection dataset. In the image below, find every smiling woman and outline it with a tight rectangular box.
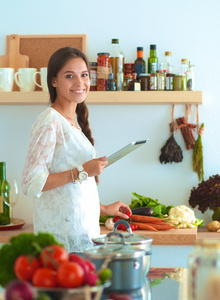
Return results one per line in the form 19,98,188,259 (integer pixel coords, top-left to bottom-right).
21,47,131,253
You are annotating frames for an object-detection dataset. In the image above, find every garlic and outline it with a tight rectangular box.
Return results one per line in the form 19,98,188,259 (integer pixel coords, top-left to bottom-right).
105,218,114,230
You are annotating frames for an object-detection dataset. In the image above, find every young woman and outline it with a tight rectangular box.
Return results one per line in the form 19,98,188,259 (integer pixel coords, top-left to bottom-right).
21,47,131,252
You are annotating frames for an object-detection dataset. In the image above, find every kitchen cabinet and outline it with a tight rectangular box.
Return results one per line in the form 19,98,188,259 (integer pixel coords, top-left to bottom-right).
0,91,202,105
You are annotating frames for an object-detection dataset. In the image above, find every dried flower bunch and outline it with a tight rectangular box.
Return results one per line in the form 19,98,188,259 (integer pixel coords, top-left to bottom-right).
189,175,220,213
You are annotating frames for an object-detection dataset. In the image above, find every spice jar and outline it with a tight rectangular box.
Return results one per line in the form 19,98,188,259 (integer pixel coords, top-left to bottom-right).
89,62,97,91
174,74,187,91
157,72,165,91
139,73,150,90
97,52,110,91
149,73,157,91
188,240,220,300
166,73,174,91
123,63,134,91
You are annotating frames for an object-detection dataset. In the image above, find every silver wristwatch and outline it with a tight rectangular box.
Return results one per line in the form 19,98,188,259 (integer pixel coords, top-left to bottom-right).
76,165,88,182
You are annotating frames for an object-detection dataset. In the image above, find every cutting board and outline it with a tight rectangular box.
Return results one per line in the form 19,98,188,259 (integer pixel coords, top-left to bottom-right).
100,225,198,245
0,35,29,91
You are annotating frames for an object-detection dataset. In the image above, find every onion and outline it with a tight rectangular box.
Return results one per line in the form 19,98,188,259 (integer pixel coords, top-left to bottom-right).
5,279,34,300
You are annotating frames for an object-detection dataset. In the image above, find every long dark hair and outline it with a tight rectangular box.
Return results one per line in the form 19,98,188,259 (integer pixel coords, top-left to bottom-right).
47,47,98,184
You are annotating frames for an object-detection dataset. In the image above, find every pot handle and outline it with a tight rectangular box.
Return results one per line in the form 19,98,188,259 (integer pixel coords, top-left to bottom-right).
113,219,133,235
105,232,126,246
145,250,152,256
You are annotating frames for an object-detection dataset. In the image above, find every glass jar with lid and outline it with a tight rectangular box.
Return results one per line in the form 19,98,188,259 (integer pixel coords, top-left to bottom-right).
188,240,220,300
89,62,97,91
139,73,150,90
174,74,187,91
97,52,110,91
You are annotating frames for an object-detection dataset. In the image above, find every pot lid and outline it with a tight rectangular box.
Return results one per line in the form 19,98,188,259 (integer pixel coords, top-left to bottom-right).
85,233,146,260
93,220,153,246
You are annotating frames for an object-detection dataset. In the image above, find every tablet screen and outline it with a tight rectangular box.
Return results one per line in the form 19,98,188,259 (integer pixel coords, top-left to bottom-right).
106,140,148,167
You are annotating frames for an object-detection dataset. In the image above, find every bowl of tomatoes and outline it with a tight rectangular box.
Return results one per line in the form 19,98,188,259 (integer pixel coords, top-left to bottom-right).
6,244,112,300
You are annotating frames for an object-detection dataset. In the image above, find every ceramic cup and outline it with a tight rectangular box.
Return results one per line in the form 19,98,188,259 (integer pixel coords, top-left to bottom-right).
14,68,37,91
0,68,14,91
33,67,48,91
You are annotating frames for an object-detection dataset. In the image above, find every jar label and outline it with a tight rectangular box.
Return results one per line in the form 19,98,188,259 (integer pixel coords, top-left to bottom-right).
166,77,173,90
0,196,3,213
150,77,157,90
158,76,165,90
149,62,158,74
90,70,97,86
97,66,110,80
116,72,124,91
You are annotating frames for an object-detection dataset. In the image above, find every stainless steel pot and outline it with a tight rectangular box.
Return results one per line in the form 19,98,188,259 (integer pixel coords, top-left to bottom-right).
92,219,153,275
84,232,150,291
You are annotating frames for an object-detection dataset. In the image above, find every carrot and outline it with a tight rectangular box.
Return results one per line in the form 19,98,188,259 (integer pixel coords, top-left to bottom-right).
135,222,158,231
144,223,176,230
131,215,166,224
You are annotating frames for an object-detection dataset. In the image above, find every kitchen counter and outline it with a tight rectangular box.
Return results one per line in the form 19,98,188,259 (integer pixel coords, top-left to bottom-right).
0,223,219,245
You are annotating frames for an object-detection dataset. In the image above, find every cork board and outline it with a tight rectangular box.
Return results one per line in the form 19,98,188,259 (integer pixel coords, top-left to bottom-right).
18,34,87,69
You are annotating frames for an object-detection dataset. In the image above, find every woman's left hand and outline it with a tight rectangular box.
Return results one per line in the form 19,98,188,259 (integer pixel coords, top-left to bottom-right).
101,201,132,219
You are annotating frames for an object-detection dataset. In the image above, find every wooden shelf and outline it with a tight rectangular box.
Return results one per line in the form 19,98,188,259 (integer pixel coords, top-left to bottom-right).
0,91,202,105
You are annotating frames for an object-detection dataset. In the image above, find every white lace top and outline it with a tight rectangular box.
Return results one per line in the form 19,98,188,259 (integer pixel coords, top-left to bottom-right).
21,107,100,252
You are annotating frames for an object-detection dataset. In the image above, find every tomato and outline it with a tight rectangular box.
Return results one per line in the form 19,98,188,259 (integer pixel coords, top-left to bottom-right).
57,261,84,288
40,244,69,269
125,211,132,218
133,223,139,230
84,259,96,272
130,224,135,231
113,216,121,222
14,255,40,281
32,268,57,288
122,224,127,231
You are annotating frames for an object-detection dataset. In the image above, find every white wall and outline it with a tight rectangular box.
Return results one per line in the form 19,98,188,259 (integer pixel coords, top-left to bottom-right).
0,0,219,228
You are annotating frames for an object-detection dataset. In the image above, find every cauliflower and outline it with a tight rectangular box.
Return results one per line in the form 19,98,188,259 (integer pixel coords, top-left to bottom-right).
167,205,196,227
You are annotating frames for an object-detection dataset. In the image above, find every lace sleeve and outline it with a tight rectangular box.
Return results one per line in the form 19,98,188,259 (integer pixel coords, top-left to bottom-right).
21,122,56,198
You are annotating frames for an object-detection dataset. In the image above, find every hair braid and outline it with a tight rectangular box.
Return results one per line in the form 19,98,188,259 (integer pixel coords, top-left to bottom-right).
76,102,99,184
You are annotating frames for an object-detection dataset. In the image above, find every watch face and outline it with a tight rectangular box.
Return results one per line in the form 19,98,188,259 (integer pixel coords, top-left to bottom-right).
79,171,88,181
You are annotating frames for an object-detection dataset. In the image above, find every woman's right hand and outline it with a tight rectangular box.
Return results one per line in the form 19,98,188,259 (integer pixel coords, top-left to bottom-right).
83,156,108,177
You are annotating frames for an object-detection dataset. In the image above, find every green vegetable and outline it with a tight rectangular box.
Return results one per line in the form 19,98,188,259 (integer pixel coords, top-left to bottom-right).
129,192,174,218
194,218,204,227
193,123,204,181
0,232,62,287
99,214,109,224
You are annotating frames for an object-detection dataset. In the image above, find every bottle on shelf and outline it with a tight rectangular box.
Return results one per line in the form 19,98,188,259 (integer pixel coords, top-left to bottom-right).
134,47,146,79
109,39,124,91
0,162,11,225
186,62,195,91
127,73,141,91
157,63,165,91
164,51,174,74
107,73,116,91
181,59,189,75
148,44,158,74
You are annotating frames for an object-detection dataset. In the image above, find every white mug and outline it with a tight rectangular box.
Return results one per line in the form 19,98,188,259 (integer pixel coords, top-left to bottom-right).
0,68,14,92
33,67,48,92
14,68,37,92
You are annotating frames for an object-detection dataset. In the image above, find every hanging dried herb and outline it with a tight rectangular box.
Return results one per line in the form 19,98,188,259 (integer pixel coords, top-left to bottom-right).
193,123,204,181
176,116,196,150
159,133,183,164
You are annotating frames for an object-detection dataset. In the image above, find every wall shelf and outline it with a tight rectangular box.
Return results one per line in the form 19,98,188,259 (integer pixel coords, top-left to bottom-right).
0,91,202,105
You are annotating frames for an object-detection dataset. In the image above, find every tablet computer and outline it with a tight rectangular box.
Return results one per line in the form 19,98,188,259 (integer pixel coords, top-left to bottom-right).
106,140,148,167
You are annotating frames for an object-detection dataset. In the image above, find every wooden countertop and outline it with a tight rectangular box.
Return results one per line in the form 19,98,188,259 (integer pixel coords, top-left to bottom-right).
0,223,219,245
